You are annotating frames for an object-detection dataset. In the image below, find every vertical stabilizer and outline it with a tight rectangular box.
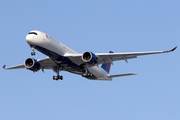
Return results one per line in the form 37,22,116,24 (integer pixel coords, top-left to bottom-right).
101,51,113,74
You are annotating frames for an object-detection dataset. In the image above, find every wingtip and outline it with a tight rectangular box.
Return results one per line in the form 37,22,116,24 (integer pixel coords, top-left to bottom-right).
3,65,6,69
171,46,177,51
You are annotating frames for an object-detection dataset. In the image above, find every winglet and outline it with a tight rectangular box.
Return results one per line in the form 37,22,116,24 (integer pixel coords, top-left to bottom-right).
171,46,177,51
3,65,6,69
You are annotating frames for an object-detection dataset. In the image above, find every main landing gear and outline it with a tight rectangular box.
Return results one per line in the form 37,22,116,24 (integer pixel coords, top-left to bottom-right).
53,68,63,80
53,75,63,80
31,46,36,56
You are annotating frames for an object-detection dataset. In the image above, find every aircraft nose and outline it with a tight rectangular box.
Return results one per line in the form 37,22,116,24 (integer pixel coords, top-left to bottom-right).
26,34,34,44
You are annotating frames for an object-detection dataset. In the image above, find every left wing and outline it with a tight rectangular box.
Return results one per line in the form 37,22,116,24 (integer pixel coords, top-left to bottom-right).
96,46,177,64
65,46,177,65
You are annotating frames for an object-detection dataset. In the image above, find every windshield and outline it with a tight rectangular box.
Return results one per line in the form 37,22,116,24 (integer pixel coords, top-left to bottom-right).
28,32,38,35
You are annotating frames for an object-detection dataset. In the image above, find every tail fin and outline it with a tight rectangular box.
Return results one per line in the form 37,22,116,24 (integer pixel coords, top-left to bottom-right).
101,62,112,74
101,51,113,74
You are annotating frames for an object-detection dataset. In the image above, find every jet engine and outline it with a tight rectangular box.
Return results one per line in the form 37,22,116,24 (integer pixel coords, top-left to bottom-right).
82,51,99,65
24,58,41,72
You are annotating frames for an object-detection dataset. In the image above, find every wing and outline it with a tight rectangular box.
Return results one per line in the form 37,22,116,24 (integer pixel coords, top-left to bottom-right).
3,57,57,71
37,57,57,70
3,64,25,70
65,46,177,65
96,46,177,64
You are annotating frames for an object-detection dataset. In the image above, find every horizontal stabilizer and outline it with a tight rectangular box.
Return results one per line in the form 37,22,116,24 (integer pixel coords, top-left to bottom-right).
108,73,137,78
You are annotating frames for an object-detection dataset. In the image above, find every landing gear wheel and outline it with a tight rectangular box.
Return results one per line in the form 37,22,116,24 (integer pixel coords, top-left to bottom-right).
53,75,63,80
53,76,56,80
52,67,63,81
58,75,63,80
31,46,35,56
31,52,35,56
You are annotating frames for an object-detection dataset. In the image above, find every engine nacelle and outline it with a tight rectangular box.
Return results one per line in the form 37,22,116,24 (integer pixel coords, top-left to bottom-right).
24,58,41,72
82,51,99,65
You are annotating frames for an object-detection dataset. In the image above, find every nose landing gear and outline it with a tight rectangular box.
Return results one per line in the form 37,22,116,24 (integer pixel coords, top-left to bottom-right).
31,46,36,56
31,52,35,56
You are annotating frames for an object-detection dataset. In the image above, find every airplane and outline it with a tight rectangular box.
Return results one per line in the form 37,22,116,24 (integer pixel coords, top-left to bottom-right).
3,30,177,81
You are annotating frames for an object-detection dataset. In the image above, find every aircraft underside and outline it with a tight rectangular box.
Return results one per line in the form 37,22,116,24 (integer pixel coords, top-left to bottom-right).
33,45,97,80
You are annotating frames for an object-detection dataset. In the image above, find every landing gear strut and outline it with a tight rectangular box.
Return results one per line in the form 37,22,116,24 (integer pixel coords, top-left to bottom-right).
31,47,35,56
53,68,63,80
82,64,92,77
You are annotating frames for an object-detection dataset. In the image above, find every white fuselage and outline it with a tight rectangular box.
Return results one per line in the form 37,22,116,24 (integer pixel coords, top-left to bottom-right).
26,30,111,80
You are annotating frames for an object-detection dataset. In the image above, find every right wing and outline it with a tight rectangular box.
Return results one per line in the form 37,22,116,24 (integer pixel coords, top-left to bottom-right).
3,64,25,70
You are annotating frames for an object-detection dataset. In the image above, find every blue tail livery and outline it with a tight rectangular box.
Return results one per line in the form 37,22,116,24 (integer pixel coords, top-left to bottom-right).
101,51,114,73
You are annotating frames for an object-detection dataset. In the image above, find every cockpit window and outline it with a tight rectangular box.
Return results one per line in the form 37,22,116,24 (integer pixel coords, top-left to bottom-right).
28,32,38,35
